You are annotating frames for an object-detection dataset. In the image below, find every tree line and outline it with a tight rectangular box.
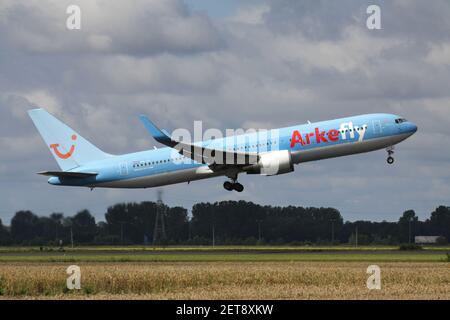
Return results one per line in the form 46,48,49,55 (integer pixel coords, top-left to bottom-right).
0,201,449,246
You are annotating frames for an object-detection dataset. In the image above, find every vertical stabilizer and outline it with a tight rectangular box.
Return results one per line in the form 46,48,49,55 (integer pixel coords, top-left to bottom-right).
28,108,112,171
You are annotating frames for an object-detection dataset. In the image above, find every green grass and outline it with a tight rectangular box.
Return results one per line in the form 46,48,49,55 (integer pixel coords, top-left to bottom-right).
0,245,397,252
0,245,448,263
0,252,446,263
1,245,449,253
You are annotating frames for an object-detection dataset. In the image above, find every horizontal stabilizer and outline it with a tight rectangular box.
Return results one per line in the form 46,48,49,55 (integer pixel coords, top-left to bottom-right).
38,171,98,178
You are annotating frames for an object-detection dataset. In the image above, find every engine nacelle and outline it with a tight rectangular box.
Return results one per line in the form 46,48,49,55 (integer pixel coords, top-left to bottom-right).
245,150,294,176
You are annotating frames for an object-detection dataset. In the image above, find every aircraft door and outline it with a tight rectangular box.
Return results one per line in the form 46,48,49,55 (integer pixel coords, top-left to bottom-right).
119,162,129,176
372,120,382,135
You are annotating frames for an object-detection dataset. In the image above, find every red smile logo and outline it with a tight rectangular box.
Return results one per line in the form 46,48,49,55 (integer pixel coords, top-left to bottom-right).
50,134,77,159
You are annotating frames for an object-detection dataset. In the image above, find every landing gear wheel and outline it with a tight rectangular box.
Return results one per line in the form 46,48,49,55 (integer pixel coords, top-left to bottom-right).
223,181,234,191
233,183,244,192
386,146,395,165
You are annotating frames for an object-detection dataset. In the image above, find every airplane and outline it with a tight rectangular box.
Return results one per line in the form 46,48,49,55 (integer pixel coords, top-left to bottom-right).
28,109,417,192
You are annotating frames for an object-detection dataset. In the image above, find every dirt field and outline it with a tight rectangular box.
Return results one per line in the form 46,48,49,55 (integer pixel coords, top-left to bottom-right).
0,261,448,299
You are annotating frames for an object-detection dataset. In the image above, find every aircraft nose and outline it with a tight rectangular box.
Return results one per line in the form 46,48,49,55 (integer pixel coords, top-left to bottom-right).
409,122,418,134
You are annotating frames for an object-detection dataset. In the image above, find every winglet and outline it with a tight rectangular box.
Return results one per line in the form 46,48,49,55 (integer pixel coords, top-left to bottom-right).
139,115,175,147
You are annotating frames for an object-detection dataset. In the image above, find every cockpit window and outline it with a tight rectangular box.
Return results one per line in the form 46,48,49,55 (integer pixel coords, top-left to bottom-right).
395,118,407,124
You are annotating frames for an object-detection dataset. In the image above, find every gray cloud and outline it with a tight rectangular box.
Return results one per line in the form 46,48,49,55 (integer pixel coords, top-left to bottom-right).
0,0,449,223
265,0,450,42
0,0,223,55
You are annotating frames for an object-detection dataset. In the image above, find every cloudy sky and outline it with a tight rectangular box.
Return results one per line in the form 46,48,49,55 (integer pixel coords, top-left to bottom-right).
1,0,449,223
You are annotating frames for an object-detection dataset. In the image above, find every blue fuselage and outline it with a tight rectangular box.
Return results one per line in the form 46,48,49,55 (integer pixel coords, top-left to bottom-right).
48,113,417,188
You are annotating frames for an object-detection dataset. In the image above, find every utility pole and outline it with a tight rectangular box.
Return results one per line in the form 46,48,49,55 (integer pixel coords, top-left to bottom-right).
257,220,262,242
188,221,191,241
408,218,412,244
63,219,74,249
212,224,215,247
331,219,335,245
70,226,74,249
115,220,126,245
355,226,358,248
211,210,215,247
121,222,124,245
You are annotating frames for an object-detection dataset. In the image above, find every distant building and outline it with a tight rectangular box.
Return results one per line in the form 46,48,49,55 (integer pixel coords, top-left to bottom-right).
414,236,440,244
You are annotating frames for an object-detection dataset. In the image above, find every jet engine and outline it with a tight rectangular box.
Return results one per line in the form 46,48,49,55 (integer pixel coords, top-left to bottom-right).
245,150,294,176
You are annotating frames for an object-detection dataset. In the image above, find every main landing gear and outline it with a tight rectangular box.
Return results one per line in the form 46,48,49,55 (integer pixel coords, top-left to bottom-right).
223,172,244,192
223,181,244,192
386,146,395,164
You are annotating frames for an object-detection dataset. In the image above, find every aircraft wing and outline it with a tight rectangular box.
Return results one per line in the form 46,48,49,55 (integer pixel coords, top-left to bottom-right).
139,115,259,167
38,171,98,178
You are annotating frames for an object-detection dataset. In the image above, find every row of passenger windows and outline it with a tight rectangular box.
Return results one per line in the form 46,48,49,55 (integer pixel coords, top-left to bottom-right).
132,158,182,168
230,140,277,151
340,125,368,133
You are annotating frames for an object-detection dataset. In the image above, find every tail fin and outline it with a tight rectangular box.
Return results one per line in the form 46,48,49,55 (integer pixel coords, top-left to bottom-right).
28,108,112,171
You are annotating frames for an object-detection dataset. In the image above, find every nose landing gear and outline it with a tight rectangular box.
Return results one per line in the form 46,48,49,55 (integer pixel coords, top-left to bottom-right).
386,146,395,164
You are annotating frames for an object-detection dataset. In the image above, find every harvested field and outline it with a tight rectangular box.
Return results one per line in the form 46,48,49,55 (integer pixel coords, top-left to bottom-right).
0,261,448,299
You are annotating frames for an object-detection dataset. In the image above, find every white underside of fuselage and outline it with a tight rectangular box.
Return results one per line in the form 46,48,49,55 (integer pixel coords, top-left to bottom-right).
94,165,223,189
92,133,412,189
